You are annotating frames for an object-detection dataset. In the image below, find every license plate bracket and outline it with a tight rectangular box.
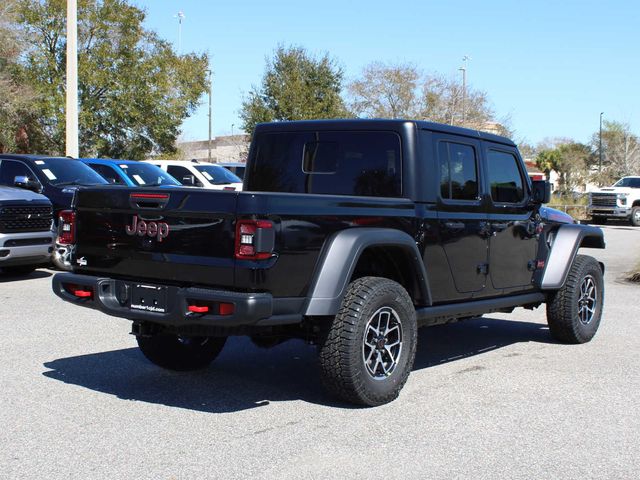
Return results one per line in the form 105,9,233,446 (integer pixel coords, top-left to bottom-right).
130,283,167,313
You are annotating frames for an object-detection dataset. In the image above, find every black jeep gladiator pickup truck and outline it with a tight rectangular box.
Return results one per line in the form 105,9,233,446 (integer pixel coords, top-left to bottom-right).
52,120,605,406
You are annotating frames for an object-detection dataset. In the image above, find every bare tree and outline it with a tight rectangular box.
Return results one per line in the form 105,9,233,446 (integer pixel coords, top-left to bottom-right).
591,121,640,183
347,62,421,119
347,62,507,134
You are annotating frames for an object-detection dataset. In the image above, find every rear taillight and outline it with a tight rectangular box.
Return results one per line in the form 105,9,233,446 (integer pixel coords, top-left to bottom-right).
58,210,76,245
235,219,274,260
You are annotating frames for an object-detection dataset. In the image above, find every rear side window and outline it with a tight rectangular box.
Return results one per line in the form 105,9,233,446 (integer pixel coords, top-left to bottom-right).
486,150,525,203
88,164,124,184
247,131,402,197
167,165,203,187
438,142,478,201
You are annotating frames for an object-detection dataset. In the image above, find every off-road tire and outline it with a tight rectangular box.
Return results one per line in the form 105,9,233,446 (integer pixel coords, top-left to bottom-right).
631,207,640,227
546,254,604,344
591,216,607,225
1,266,36,276
137,334,226,371
318,276,417,406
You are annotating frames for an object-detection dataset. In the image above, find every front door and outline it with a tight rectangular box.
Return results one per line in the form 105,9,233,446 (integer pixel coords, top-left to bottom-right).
483,146,539,290
435,136,489,294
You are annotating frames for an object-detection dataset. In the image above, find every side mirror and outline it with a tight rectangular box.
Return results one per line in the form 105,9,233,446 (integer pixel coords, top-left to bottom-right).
181,175,196,186
531,180,551,204
14,176,42,193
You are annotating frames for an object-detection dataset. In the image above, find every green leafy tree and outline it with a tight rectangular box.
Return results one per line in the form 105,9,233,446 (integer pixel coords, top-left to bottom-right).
17,0,208,159
536,141,591,194
0,0,36,153
240,45,349,135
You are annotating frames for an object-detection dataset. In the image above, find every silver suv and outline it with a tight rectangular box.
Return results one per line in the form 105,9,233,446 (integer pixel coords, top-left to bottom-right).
0,186,54,275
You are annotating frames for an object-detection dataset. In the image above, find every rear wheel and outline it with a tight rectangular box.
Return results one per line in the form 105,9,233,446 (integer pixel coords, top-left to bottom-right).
546,255,604,344
136,334,226,371
318,276,417,406
631,207,640,227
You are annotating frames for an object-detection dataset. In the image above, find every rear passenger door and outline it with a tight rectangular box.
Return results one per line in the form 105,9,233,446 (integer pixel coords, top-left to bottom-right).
435,135,489,294
483,144,538,290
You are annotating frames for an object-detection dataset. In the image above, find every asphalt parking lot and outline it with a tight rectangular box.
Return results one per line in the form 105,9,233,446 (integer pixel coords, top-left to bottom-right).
1,224,639,479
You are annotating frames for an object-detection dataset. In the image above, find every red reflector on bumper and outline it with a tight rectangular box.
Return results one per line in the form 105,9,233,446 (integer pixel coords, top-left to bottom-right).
188,305,209,313
73,289,92,298
219,303,234,316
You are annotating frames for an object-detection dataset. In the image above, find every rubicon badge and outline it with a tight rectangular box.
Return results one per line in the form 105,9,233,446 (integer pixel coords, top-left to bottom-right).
125,215,170,242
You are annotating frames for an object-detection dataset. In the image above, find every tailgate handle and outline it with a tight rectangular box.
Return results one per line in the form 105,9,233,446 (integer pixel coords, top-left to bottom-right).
129,193,170,210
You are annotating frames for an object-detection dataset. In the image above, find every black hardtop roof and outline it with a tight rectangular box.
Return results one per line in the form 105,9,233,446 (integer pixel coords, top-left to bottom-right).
254,119,515,147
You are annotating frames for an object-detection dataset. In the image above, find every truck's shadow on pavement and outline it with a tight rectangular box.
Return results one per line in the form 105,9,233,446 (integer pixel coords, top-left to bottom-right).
43,317,556,412
0,270,51,283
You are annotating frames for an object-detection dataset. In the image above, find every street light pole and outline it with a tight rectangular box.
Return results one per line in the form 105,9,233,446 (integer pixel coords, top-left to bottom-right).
459,55,470,126
65,0,79,158
175,11,185,54
599,112,604,182
207,69,212,162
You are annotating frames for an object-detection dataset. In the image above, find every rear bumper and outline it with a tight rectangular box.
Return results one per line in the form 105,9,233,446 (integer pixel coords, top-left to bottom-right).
52,273,302,328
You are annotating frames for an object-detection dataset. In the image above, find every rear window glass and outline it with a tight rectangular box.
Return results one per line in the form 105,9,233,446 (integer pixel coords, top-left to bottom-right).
246,131,402,197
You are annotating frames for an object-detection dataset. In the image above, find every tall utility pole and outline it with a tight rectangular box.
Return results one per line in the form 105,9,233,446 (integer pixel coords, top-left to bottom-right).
207,69,212,162
65,0,79,158
459,55,470,126
599,112,604,182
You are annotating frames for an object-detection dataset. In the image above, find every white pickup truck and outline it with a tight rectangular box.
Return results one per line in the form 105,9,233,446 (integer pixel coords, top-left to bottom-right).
588,176,640,226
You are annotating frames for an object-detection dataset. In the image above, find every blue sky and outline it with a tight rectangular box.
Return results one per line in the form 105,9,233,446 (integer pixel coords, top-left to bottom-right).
133,0,638,146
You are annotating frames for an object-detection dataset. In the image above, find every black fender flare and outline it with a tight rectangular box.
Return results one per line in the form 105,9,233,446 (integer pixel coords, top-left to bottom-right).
303,228,431,316
540,224,605,290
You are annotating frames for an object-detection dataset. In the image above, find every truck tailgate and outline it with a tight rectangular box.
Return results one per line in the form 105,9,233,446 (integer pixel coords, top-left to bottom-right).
71,187,238,287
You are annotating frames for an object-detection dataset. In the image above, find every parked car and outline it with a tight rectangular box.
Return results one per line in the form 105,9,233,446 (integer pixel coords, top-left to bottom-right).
218,162,246,180
52,119,605,406
144,159,243,190
81,159,181,187
0,185,54,276
588,176,640,226
0,155,109,269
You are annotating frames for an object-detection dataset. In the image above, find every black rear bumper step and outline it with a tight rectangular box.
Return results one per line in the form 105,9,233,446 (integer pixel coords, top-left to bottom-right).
52,273,302,328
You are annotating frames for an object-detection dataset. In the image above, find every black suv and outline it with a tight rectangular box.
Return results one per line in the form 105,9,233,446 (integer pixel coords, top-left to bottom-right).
52,120,605,406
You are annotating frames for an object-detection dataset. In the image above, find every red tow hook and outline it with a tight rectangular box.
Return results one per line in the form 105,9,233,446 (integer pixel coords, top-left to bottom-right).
73,289,93,298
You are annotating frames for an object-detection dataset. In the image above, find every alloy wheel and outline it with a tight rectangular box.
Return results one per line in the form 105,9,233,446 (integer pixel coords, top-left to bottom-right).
362,306,403,379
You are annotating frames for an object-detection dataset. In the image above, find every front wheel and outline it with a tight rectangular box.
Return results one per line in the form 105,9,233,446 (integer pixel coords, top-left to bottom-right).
546,255,604,344
136,333,227,371
318,277,417,406
631,207,640,227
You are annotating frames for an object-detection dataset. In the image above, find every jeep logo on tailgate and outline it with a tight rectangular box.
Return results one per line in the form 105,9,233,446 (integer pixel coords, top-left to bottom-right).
125,215,170,242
